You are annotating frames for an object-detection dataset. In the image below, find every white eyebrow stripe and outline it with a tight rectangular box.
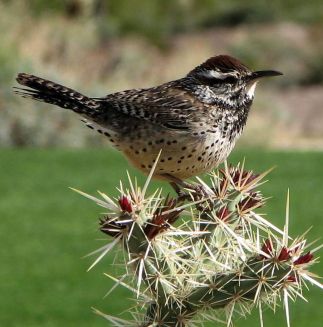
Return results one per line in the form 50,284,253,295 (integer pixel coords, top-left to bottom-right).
202,70,238,79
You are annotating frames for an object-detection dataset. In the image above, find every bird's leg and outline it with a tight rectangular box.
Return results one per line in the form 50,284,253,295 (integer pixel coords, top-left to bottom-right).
163,174,207,201
169,182,183,196
163,174,215,222
163,174,194,201
169,182,190,201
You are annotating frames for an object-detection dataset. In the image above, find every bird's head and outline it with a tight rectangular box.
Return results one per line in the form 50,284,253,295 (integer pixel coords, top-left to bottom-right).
187,55,282,106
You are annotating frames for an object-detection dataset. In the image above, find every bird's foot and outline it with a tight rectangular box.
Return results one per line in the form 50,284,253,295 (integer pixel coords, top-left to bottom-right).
163,174,211,203
169,181,209,203
169,182,191,202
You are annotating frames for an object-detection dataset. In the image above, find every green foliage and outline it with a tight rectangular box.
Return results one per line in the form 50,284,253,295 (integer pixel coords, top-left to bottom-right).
25,0,67,16
301,52,323,85
20,0,323,44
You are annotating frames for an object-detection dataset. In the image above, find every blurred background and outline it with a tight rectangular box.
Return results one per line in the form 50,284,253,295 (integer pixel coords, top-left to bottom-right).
0,1,322,326
2,0,323,148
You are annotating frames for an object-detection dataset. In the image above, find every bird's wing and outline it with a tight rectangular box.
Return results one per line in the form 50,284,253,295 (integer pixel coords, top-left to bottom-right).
97,84,206,132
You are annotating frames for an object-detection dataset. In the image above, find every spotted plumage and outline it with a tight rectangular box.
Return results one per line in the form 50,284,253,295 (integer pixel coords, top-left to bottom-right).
14,55,282,185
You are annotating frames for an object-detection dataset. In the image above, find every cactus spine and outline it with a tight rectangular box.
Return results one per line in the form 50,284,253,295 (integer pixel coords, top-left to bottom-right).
75,163,322,327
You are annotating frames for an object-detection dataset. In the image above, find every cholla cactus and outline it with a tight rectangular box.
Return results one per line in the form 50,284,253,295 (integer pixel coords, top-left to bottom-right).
74,161,322,327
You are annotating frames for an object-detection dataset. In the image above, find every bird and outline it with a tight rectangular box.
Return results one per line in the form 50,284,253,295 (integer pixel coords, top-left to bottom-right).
14,55,282,192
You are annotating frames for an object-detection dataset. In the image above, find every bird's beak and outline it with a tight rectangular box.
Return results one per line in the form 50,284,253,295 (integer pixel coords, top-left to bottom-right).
249,70,283,81
245,70,282,98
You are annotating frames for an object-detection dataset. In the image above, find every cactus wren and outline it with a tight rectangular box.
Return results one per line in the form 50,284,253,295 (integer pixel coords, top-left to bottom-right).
15,55,281,189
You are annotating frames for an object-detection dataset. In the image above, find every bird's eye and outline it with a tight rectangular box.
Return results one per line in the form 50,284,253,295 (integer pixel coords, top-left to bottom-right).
223,76,236,84
199,75,237,86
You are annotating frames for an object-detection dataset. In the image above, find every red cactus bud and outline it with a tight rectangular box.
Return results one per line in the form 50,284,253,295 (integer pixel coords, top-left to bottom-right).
145,219,167,240
216,206,230,222
154,215,167,226
144,196,182,240
214,177,229,196
118,196,132,213
99,215,128,238
242,171,258,185
289,245,300,254
230,169,259,186
238,194,262,212
278,247,290,261
260,239,273,258
286,273,298,283
293,252,314,265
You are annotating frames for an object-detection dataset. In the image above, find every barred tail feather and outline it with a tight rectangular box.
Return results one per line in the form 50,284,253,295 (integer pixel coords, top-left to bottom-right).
14,73,100,116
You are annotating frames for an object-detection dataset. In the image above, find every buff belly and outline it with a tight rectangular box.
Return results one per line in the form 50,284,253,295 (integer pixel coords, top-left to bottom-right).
123,132,236,180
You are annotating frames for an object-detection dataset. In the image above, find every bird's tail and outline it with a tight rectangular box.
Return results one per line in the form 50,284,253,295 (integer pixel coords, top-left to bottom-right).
14,73,101,116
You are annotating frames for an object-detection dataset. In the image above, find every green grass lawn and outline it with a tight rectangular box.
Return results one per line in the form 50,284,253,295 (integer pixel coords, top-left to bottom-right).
0,148,322,327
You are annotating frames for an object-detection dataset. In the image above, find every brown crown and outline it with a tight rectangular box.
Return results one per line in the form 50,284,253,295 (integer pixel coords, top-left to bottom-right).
190,55,250,75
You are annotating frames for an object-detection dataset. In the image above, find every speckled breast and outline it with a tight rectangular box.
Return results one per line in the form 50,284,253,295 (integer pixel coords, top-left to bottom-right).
122,127,238,180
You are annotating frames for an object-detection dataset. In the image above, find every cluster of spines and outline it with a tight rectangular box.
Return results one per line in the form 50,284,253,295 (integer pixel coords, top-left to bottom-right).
75,163,321,327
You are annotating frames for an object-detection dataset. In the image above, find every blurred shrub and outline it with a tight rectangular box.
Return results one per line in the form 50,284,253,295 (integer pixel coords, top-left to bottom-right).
229,23,323,88
16,0,67,15
0,46,20,92
11,0,323,46
301,54,323,85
